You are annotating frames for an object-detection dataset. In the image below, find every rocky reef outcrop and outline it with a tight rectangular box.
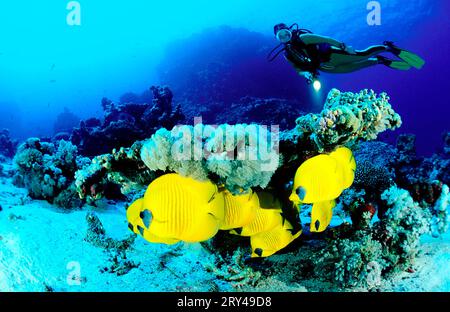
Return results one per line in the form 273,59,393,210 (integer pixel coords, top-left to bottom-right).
71,86,185,157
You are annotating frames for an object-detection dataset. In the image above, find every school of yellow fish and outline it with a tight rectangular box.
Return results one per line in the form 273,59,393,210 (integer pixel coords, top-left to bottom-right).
127,147,356,258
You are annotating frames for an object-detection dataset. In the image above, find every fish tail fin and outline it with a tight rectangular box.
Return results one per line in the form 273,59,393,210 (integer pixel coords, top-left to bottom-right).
310,200,336,233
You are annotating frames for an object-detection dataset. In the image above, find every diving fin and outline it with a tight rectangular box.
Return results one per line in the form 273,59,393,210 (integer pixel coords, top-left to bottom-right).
384,41,425,69
377,56,412,71
388,60,412,71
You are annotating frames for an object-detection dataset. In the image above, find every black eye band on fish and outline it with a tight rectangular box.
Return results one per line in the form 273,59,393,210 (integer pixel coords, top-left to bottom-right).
137,225,145,236
141,210,152,228
128,223,134,231
296,187,306,201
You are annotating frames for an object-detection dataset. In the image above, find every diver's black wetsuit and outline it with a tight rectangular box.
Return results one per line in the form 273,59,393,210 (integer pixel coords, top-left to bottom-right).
284,29,389,75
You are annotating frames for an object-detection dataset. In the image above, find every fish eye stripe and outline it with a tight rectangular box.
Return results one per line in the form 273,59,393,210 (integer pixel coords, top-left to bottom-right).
296,187,306,200
142,210,152,228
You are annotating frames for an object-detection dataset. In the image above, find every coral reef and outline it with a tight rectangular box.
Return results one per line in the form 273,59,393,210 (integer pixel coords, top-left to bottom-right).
77,88,403,206
140,123,280,193
315,233,385,289
0,129,18,158
74,141,155,203
47,85,446,291
71,86,185,156
294,89,402,152
394,133,450,204
313,184,438,289
379,186,432,264
68,88,404,209
12,138,86,209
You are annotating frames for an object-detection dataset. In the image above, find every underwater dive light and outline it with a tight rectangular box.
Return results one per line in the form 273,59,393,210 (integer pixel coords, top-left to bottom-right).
313,79,322,91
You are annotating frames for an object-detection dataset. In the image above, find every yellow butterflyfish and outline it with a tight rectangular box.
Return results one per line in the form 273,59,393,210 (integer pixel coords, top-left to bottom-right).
289,147,356,233
126,197,179,244
127,173,225,243
250,219,302,258
229,205,284,237
220,190,259,230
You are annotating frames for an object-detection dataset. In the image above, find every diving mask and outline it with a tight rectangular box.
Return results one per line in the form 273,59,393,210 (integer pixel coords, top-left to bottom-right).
276,29,292,43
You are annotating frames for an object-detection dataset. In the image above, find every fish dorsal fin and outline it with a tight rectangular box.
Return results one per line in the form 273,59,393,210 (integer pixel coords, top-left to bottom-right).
257,191,281,209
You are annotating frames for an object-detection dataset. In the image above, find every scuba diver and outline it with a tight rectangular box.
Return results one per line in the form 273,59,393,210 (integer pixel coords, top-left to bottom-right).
269,23,425,84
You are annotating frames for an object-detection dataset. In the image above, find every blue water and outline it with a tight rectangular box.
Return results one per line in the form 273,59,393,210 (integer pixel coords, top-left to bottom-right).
0,0,448,155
